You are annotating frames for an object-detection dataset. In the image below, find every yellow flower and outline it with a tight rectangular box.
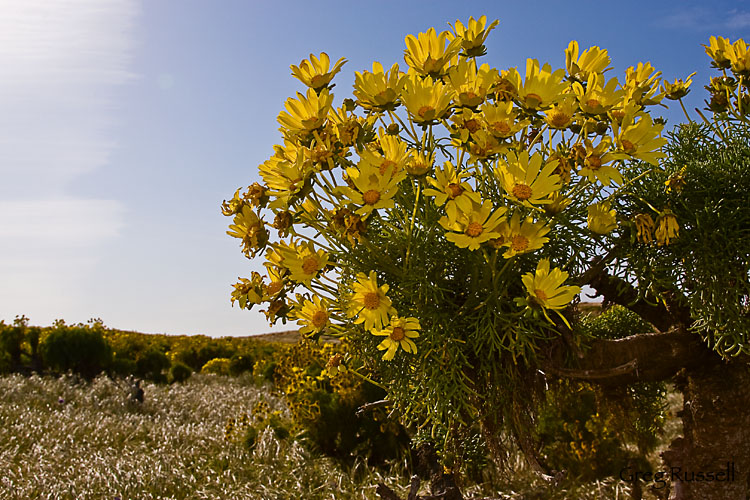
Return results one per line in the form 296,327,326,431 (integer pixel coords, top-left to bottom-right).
353,62,407,111
662,72,696,100
497,150,562,206
226,205,268,257
446,59,498,108
655,210,679,246
403,27,462,78
467,129,507,161
499,212,550,258
348,271,396,331
230,273,264,310
481,101,527,138
633,213,655,244
371,316,420,361
290,52,347,91
565,41,611,82
405,149,435,176
424,161,480,212
573,73,623,115
543,192,571,216
509,59,567,111
439,199,507,251
544,96,578,130
522,259,581,310
704,36,733,69
281,241,329,286
277,88,334,138
258,147,311,208
340,157,404,217
401,74,453,125
577,138,622,186
359,132,410,180
450,108,483,143
294,295,331,336
611,114,666,166
623,62,663,106
728,38,750,77
452,16,499,58
587,202,617,235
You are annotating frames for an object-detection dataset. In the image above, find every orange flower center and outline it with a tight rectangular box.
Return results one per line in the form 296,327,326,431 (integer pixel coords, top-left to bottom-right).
311,310,328,328
534,289,548,301
492,121,511,136
302,257,320,275
610,109,625,122
379,159,397,176
464,118,481,133
417,105,434,118
511,234,529,252
488,236,505,249
465,222,484,237
363,189,381,205
363,292,380,310
390,326,405,341
549,110,571,128
447,182,464,199
586,156,602,170
525,93,543,108
586,98,601,110
621,139,636,154
512,183,533,200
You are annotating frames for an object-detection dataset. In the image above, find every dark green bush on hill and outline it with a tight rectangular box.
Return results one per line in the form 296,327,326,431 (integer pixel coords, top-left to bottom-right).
40,322,113,378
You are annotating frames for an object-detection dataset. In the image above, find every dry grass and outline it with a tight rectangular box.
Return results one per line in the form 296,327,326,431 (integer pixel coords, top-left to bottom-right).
0,373,677,499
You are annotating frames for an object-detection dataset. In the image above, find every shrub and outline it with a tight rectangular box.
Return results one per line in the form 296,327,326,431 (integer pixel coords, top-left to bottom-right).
135,348,171,383
169,361,192,383
228,352,256,376
40,323,113,378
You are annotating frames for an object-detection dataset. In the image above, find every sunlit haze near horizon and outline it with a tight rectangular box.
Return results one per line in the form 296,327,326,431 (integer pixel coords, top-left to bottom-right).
2,0,749,337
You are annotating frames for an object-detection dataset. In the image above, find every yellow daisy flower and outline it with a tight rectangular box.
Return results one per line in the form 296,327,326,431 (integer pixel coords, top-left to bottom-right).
359,133,410,180
371,316,421,361
522,259,581,310
497,150,562,206
544,96,578,130
401,74,453,125
633,213,655,244
353,62,407,111
226,205,268,257
662,72,696,100
281,241,329,286
499,212,550,259
467,129,507,161
277,88,334,138
509,59,567,111
587,202,617,235
565,41,611,82
423,161,480,212
573,73,623,115
450,108,483,143
611,114,666,166
623,62,663,107
452,16,499,58
577,138,622,186
348,271,396,331
258,150,311,208
446,59,498,108
290,52,347,91
340,158,404,218
405,149,435,176
481,100,527,138
704,36,732,69
439,199,507,251
294,295,331,336
403,27,462,78
728,39,750,77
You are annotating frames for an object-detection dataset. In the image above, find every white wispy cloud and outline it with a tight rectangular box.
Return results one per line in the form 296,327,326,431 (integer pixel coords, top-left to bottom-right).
0,0,137,322
727,10,750,29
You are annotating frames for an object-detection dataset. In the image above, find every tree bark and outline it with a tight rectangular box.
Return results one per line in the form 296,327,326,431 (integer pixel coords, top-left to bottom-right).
661,362,750,500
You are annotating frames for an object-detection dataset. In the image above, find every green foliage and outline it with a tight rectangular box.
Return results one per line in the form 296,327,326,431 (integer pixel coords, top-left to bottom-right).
135,348,171,383
169,361,192,383
579,304,652,340
228,352,256,376
621,120,750,356
40,322,113,378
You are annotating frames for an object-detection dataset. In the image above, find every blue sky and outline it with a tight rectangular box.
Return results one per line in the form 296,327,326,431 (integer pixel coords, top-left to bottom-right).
2,0,749,336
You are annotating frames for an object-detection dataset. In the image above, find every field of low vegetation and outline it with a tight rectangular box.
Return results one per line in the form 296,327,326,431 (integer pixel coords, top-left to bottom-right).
0,307,683,499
